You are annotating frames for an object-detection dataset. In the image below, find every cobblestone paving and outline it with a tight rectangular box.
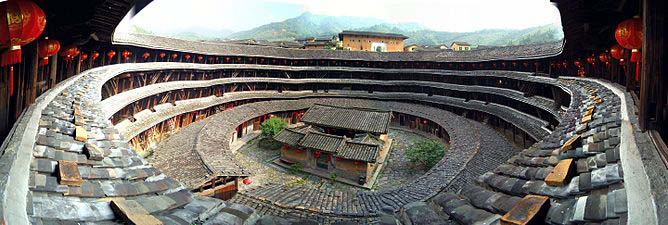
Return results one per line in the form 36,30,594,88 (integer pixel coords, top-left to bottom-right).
235,138,357,192
373,129,442,190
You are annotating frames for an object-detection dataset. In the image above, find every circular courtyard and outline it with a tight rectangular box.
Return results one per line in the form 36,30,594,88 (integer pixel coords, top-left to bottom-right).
234,128,448,192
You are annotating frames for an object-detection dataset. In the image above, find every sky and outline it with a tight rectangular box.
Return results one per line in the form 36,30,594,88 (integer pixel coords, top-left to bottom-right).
116,0,562,34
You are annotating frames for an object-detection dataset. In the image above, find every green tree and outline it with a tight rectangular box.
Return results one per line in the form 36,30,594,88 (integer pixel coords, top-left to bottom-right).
260,117,288,137
375,46,383,52
405,139,446,169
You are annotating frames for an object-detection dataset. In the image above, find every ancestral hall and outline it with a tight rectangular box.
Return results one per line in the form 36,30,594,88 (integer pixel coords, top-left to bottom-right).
274,104,392,185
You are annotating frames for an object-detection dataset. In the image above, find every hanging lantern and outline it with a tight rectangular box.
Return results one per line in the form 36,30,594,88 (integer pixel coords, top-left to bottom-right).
197,56,203,62
573,60,582,68
313,150,321,158
562,60,568,68
171,53,178,60
615,17,643,81
159,52,166,59
121,50,132,60
106,50,116,59
354,161,362,165
242,178,252,185
225,57,230,62
586,56,596,64
80,53,88,62
0,0,46,65
184,54,191,61
59,45,80,65
37,38,60,66
615,17,643,51
142,52,150,60
598,53,610,63
610,45,627,60
1,0,46,97
92,51,100,61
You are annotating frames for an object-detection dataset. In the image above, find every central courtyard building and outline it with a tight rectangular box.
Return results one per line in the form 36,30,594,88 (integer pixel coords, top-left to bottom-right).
274,104,393,185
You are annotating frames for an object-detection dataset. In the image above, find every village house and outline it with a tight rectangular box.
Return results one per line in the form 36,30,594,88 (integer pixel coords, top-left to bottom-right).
339,30,408,52
451,41,472,51
273,104,392,185
296,36,337,50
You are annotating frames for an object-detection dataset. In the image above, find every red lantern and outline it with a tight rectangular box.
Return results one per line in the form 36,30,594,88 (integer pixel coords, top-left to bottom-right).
197,56,203,62
615,17,643,71
313,150,321,158
598,53,610,63
208,57,214,62
59,45,80,65
282,145,289,150
615,17,643,51
159,52,166,59
1,0,46,96
586,56,596,64
242,178,252,185
354,161,362,165
37,38,60,66
610,45,627,60
573,60,582,68
171,53,178,60
106,50,116,59
225,57,230,62
80,53,88,61
142,52,150,60
184,54,191,61
92,51,100,61
121,50,132,60
0,0,46,66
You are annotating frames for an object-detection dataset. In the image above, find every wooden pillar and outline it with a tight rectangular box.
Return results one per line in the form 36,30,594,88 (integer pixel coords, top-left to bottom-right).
640,0,667,131
75,54,82,75
27,41,39,103
49,54,58,88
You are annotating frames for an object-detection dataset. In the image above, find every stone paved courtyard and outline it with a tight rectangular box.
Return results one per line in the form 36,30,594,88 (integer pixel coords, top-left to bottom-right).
235,128,442,192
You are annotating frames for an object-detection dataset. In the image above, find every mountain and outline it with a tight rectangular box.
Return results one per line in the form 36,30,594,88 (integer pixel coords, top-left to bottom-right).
226,12,386,41
225,12,563,46
146,12,563,46
130,25,235,42
395,24,564,46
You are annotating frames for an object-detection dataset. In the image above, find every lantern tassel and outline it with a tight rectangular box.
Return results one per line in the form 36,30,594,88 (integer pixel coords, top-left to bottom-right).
1,46,22,67
40,57,49,66
9,66,14,97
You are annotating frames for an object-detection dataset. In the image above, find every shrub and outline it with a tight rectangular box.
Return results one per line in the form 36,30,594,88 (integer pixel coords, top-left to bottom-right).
289,163,303,174
405,139,446,169
260,117,288,137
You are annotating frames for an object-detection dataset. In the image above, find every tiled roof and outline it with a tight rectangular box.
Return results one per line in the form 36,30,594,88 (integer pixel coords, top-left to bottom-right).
273,128,306,146
298,131,346,153
451,42,471,46
300,104,392,134
339,30,409,39
337,141,380,162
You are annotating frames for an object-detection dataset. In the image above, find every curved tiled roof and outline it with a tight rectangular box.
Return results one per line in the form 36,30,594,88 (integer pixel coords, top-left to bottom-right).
300,104,392,134
0,51,664,225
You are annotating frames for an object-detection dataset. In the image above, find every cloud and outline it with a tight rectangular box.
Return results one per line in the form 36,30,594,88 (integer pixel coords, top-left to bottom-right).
118,0,561,34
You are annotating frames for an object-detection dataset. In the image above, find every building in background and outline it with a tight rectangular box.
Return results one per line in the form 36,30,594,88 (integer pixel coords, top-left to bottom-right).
296,36,338,50
339,31,408,52
451,42,472,51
